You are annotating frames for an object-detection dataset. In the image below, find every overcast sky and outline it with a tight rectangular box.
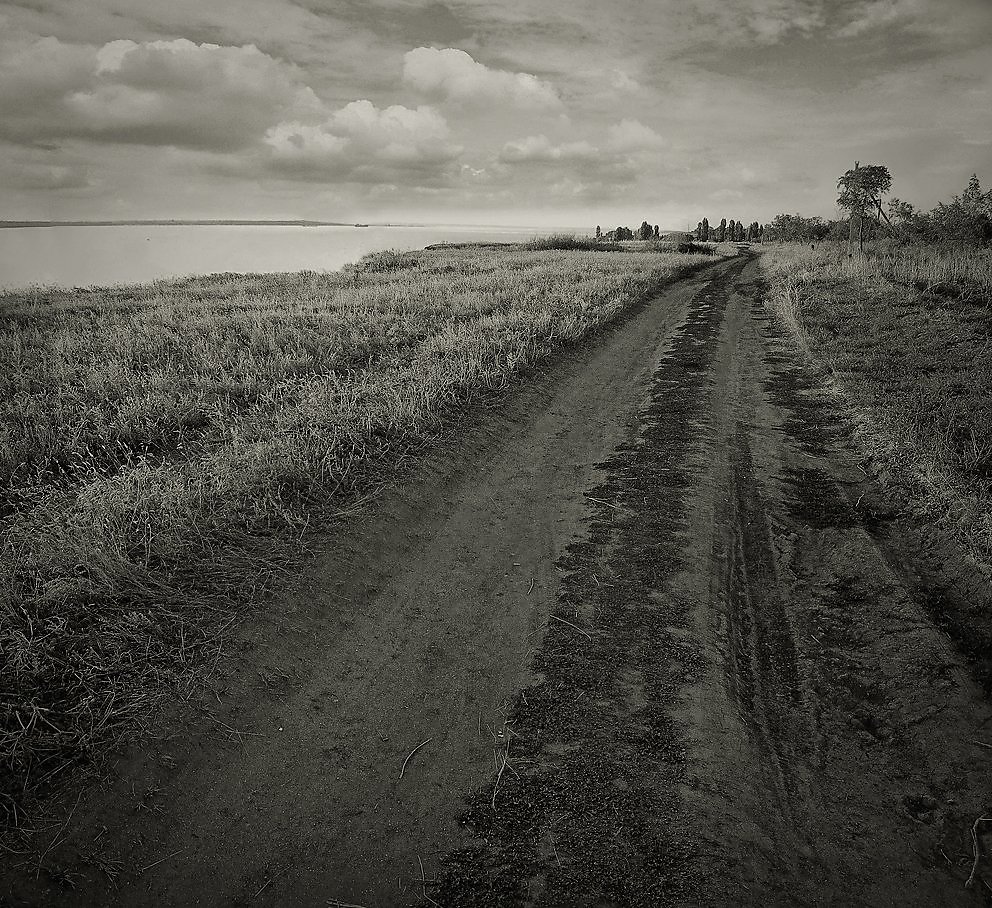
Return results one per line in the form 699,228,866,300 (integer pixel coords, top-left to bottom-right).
1,0,990,227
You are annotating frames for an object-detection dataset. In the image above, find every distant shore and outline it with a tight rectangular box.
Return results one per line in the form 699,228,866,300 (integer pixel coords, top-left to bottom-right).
0,219,377,229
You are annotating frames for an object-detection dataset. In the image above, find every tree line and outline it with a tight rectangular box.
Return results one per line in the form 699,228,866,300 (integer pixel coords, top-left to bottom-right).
595,221,660,241
764,167,992,249
693,218,762,243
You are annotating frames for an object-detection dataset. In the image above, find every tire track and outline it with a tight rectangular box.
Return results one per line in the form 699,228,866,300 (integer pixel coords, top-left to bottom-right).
437,260,748,906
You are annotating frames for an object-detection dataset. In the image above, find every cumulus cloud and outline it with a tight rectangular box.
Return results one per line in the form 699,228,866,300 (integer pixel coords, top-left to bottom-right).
402,47,561,110
499,134,597,163
607,119,665,151
0,36,321,150
499,119,663,167
835,0,926,37
263,100,462,183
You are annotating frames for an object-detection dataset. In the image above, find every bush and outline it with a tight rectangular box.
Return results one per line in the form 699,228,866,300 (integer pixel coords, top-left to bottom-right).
676,241,714,255
523,234,623,252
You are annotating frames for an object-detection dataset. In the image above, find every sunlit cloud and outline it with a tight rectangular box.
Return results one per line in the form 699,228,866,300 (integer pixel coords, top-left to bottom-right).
402,46,562,110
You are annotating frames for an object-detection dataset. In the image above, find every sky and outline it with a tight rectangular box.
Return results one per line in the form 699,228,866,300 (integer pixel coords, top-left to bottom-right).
0,0,990,228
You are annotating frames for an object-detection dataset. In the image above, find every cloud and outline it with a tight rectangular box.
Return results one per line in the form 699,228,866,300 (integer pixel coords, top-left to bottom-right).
607,119,665,151
835,0,926,37
402,46,561,110
0,159,92,191
499,134,597,163
609,70,642,92
499,119,663,166
262,100,462,183
0,36,321,150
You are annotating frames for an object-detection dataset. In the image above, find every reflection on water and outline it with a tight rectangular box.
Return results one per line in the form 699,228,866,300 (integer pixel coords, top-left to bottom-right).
0,224,585,291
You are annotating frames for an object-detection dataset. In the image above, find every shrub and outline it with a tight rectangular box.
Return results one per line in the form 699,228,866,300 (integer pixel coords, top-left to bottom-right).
523,234,622,252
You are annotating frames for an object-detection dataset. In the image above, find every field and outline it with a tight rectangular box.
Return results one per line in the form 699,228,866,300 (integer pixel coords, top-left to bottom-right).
0,242,715,824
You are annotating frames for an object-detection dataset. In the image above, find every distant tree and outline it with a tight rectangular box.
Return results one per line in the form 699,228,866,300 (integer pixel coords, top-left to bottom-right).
696,221,703,240
715,218,725,242
653,225,660,239
737,221,746,241
596,225,602,240
639,220,653,240
701,217,710,241
727,219,736,242
837,161,892,254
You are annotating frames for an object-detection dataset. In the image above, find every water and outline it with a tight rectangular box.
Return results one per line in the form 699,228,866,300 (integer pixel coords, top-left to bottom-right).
0,224,585,291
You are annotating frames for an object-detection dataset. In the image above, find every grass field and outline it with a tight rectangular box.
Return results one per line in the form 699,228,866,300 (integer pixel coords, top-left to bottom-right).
0,242,716,825
761,243,992,561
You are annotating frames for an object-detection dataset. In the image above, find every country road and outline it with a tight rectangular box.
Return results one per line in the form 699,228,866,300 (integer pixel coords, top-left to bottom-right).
7,254,992,907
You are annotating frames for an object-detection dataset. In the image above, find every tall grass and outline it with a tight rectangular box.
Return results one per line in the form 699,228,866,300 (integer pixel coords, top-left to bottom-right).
761,244,992,560
0,244,714,824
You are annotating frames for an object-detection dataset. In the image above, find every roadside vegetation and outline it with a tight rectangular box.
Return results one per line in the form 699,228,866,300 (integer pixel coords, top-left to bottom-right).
0,241,718,829
763,242,992,564
761,163,992,568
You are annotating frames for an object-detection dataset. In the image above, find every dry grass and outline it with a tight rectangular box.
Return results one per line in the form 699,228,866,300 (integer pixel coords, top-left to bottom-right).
761,243,992,561
0,243,715,827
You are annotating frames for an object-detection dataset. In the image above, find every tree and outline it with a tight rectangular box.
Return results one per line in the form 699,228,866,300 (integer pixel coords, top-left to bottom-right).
929,174,992,245
717,218,727,242
837,161,892,254
653,225,660,239
701,217,710,241
696,221,703,240
639,220,653,240
764,213,832,243
595,225,602,240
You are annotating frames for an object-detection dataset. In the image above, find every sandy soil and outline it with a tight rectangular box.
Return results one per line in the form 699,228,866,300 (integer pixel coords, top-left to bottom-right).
5,255,992,907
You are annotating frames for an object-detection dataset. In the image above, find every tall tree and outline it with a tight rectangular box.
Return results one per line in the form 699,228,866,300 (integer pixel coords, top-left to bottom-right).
653,225,660,239
837,162,892,254
701,217,710,241
718,218,727,242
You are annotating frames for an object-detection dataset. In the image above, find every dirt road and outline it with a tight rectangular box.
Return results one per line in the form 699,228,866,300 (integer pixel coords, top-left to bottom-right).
7,255,992,906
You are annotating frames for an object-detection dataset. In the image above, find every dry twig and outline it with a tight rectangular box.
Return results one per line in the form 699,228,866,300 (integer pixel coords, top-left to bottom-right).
965,816,992,889
399,737,433,780
550,614,592,639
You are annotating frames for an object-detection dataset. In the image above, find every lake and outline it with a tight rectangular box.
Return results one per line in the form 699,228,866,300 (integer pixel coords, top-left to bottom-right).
0,223,584,291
